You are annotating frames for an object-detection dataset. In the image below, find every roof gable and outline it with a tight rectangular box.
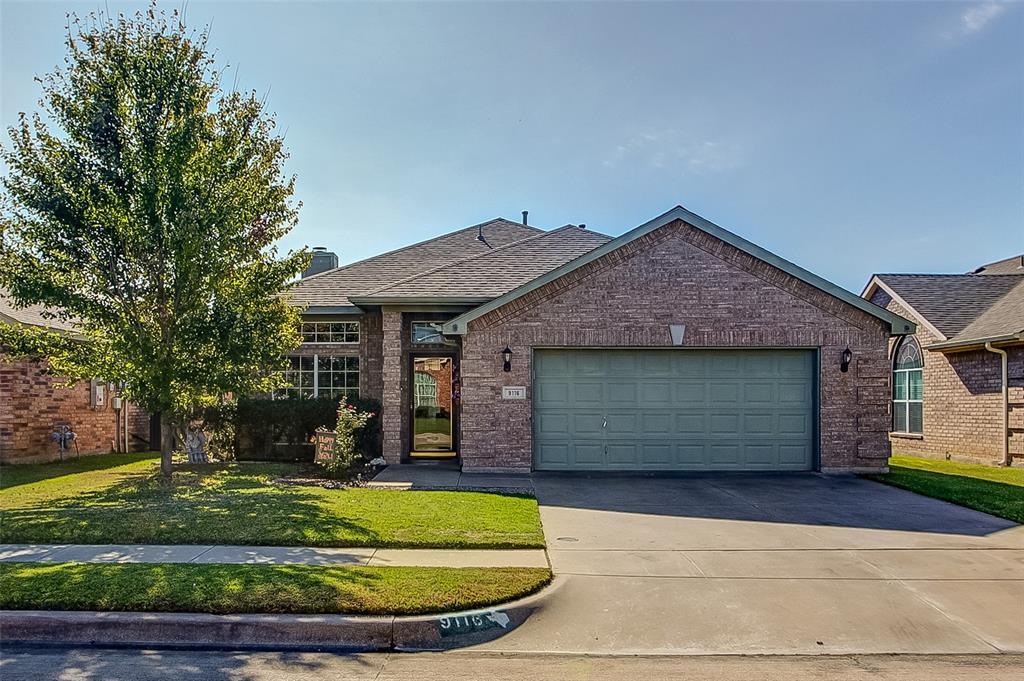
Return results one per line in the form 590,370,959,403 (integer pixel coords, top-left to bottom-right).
865,273,1024,349
285,218,541,309
443,206,915,335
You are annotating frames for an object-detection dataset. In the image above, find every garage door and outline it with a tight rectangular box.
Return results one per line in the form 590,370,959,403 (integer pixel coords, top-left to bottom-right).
533,349,816,471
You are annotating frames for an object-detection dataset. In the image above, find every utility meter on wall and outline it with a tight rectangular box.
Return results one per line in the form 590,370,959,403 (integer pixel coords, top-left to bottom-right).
90,379,106,408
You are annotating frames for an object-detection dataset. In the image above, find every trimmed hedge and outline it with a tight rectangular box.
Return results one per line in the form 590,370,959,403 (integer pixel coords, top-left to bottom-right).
209,396,381,462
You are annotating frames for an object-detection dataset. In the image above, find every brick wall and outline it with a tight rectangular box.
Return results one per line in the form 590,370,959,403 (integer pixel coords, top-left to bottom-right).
0,355,149,463
869,289,1023,463
459,218,893,472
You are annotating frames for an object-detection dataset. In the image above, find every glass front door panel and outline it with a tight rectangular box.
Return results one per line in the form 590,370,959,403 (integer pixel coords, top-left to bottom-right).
412,356,454,453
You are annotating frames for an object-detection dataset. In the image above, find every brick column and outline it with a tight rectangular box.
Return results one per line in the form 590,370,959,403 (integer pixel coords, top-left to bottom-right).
381,309,404,464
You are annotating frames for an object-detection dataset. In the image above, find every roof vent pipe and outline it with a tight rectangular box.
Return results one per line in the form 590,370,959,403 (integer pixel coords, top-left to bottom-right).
522,210,528,226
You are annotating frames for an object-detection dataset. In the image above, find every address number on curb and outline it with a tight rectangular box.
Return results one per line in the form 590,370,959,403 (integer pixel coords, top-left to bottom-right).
437,611,510,637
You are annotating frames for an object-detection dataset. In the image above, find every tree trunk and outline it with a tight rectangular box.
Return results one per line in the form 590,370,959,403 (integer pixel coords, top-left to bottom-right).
160,413,176,480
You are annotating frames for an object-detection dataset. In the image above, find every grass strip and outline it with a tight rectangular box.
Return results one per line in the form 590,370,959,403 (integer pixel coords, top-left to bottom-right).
866,455,1024,523
0,562,552,615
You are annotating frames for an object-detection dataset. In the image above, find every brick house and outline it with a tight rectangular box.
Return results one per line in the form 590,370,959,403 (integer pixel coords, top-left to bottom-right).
0,289,151,463
286,205,913,473
863,255,1024,465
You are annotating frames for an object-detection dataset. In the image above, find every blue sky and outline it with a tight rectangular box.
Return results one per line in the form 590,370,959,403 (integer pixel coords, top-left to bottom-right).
2,1,1021,292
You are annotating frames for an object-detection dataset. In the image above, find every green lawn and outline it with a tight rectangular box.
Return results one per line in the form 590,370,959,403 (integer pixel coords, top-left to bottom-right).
868,455,1024,523
0,454,544,548
0,562,551,615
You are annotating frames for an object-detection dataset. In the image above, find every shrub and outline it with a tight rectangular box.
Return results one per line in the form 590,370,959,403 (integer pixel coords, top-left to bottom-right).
317,399,376,478
206,395,383,462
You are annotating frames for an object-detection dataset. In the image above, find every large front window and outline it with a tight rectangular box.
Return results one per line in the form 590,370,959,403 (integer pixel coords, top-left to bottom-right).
893,336,923,433
277,354,359,400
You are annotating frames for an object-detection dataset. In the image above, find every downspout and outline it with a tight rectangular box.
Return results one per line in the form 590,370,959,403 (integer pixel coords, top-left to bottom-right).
984,342,1010,466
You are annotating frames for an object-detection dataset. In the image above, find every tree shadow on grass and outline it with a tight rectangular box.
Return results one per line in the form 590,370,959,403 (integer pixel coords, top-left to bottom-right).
1,463,382,547
0,453,159,490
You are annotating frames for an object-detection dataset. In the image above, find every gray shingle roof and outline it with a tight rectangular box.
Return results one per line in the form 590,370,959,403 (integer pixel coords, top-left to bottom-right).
285,218,543,307
352,226,612,302
873,273,1024,346
0,288,79,333
971,254,1024,275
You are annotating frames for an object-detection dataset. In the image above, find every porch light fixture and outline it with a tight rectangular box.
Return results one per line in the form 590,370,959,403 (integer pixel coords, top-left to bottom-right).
501,346,513,373
840,347,852,373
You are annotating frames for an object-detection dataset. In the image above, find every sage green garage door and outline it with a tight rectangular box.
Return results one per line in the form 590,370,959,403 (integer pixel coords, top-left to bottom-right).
533,349,816,471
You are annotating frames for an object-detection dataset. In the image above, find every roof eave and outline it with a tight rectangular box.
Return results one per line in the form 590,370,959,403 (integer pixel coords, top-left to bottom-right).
927,332,1024,353
444,206,917,336
348,296,494,307
299,305,364,316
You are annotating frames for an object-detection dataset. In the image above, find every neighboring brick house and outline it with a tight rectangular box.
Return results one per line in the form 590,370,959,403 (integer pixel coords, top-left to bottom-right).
286,205,913,473
863,256,1024,465
0,290,151,463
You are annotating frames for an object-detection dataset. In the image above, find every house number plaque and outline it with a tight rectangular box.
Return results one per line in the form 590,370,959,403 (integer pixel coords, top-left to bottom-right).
501,386,527,400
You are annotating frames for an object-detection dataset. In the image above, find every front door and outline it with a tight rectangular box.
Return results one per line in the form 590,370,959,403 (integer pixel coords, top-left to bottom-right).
411,355,456,457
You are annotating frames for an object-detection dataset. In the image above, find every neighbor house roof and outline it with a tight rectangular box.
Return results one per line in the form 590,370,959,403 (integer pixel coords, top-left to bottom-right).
0,288,79,333
443,206,916,336
863,267,1024,350
349,226,612,305
286,218,542,311
971,254,1024,275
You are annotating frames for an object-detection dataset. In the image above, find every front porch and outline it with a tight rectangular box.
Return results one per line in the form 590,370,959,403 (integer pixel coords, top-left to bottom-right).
367,461,534,493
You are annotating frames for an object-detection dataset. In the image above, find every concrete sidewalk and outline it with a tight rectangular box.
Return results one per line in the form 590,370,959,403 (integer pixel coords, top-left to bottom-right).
0,544,548,568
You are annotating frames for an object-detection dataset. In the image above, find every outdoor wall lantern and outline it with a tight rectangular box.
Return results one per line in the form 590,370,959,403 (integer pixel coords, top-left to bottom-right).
501,346,513,373
840,347,852,373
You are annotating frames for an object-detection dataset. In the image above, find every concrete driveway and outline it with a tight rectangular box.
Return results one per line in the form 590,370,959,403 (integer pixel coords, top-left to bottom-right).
479,473,1024,655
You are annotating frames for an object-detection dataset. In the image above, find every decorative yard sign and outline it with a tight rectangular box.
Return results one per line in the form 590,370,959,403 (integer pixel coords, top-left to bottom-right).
313,427,337,462
501,386,527,400
437,610,511,637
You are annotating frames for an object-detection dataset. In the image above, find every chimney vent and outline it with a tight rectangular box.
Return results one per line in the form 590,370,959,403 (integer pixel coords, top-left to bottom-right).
579,223,586,230
522,210,529,226
302,247,339,278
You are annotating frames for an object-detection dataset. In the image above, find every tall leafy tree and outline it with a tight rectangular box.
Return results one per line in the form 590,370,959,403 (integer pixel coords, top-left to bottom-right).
0,4,306,478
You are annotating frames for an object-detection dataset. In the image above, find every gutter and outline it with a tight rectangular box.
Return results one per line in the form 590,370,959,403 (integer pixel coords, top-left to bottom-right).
928,332,1024,352
984,342,1011,467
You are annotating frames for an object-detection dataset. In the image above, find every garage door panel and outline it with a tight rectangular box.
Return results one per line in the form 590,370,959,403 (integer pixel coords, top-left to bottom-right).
536,412,570,436
606,414,637,434
572,413,605,437
642,413,672,434
573,381,603,404
571,443,604,465
708,382,740,403
710,413,740,434
710,444,741,464
676,413,706,434
744,444,776,465
639,382,672,405
675,382,706,402
607,443,638,464
606,382,637,404
743,413,774,435
534,349,815,471
640,444,673,465
535,381,570,406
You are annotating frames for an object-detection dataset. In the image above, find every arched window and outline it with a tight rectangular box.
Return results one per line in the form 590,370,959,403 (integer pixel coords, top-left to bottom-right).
893,336,923,433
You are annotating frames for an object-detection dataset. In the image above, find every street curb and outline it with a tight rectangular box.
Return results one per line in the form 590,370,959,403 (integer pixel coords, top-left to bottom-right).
0,577,561,652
